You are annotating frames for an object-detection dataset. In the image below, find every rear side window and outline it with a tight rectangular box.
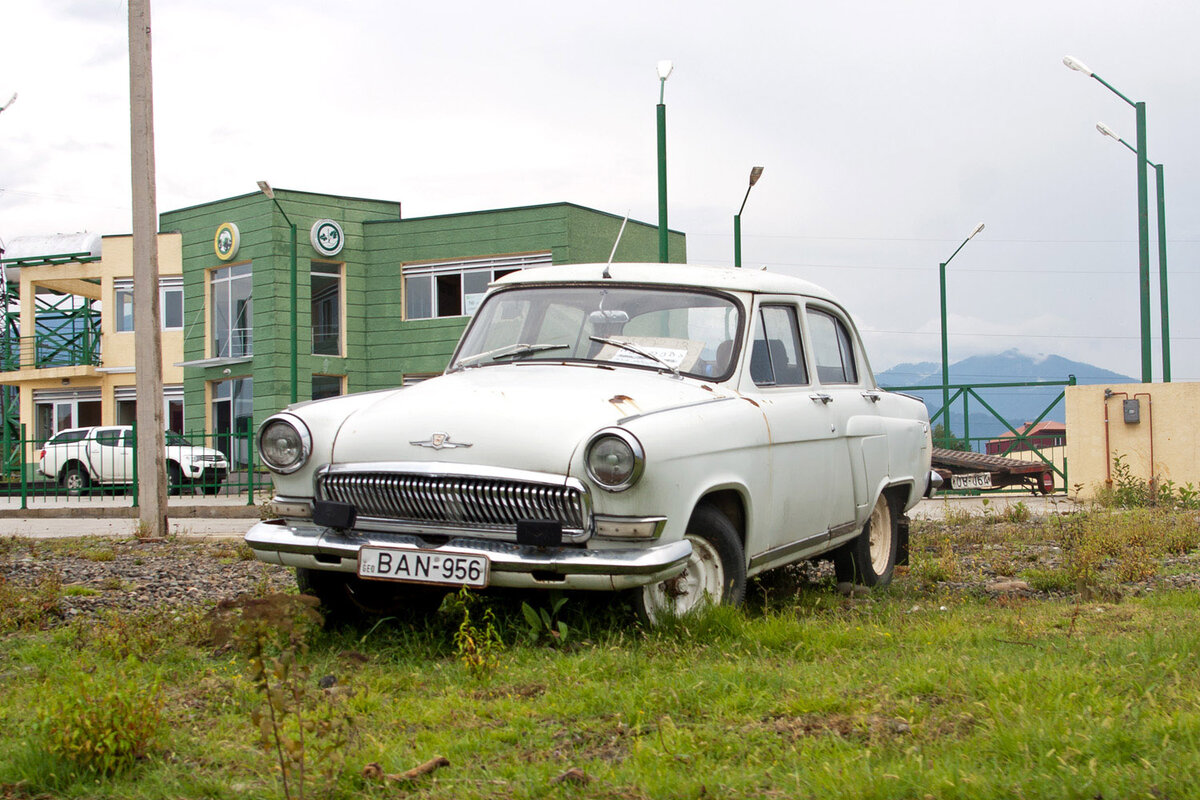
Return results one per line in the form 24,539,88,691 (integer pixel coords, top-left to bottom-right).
807,309,858,384
50,430,88,444
94,430,122,447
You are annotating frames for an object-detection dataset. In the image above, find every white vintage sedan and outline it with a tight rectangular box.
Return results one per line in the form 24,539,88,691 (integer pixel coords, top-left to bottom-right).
246,264,934,622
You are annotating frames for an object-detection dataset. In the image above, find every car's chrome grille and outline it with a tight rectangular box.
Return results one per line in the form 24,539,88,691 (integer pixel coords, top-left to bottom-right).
316,471,588,535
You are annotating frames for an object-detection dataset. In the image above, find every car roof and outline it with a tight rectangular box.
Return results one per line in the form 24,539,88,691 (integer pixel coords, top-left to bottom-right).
492,263,842,303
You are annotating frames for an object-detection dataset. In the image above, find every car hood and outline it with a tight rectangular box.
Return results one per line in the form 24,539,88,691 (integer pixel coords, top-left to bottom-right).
329,364,734,477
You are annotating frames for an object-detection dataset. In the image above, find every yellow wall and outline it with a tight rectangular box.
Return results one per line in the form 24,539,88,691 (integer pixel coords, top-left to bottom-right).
5,233,184,437
1066,382,1200,498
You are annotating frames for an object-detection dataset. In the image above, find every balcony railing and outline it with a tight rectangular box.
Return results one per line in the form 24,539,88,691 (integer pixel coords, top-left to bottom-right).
1,331,101,371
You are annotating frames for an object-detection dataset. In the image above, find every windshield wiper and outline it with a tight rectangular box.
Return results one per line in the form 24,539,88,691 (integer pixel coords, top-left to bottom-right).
588,336,681,378
450,342,569,371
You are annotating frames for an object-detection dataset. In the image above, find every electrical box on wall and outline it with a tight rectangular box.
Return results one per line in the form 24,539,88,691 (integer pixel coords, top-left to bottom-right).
1123,398,1141,424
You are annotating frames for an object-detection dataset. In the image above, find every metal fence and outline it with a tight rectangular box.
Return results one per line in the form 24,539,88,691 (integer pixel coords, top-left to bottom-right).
884,378,1076,493
0,424,272,509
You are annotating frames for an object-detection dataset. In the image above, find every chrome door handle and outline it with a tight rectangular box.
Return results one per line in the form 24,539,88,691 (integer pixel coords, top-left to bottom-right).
861,391,881,403
809,393,833,404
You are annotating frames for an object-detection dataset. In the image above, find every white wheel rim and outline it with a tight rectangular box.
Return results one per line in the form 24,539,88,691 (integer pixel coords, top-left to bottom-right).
641,534,725,624
868,496,893,576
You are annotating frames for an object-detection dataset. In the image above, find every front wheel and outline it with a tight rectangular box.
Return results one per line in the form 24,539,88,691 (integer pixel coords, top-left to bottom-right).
834,493,898,587
634,504,746,625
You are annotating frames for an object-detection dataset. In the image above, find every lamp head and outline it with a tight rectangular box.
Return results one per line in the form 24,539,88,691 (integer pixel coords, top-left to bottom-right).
656,60,674,81
969,222,985,239
256,180,275,199
1062,55,1092,76
749,166,764,186
1096,122,1119,140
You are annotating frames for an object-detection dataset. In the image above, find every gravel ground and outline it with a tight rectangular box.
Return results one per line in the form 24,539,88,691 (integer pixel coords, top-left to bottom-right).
2,515,1198,624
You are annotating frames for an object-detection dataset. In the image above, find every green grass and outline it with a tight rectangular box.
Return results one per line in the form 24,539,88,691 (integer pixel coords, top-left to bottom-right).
1,513,1199,799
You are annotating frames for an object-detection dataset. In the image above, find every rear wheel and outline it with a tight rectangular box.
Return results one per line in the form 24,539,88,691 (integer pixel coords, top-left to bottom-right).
834,493,898,587
296,567,446,625
634,504,746,625
61,466,90,496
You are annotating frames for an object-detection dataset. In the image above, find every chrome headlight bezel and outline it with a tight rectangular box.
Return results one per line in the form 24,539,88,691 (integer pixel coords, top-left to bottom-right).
585,427,645,492
257,413,312,475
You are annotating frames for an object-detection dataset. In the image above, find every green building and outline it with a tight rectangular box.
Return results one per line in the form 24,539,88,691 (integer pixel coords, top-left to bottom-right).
160,189,685,455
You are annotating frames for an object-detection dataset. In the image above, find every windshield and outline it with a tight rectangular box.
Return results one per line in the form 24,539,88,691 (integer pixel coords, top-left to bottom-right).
165,432,195,447
450,285,743,380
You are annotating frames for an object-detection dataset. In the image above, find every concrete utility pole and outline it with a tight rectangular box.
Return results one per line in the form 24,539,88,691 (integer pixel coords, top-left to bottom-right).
128,0,167,537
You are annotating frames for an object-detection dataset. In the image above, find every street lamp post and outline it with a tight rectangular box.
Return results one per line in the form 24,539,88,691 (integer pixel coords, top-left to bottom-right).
257,181,299,404
734,166,764,268
1064,56,1152,383
656,60,673,263
939,223,985,446
1096,122,1171,382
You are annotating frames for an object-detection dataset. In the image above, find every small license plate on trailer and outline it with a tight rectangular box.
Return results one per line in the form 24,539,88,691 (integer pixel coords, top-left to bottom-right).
357,546,489,588
951,472,993,490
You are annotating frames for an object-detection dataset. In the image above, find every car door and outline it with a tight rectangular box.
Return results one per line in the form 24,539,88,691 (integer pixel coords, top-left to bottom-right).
87,427,132,483
740,301,841,562
804,305,884,530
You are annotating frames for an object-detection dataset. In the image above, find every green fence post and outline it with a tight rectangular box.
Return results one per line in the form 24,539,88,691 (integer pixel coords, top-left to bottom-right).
962,389,971,451
19,423,27,511
130,423,139,508
246,424,256,506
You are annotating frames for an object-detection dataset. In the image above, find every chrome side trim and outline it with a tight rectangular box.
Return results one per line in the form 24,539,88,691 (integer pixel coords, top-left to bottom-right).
747,531,830,571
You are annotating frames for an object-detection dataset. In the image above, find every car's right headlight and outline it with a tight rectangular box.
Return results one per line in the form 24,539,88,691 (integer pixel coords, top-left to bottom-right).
258,414,312,474
585,428,644,492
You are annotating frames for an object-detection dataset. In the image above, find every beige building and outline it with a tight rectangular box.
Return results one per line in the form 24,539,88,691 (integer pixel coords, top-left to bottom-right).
1,233,184,445
1065,382,1200,498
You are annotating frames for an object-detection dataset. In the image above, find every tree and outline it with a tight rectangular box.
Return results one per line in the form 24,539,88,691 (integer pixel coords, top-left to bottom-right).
932,424,971,452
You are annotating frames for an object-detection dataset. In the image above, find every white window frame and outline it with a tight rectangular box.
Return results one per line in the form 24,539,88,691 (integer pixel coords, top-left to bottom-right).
403,252,551,320
113,277,184,331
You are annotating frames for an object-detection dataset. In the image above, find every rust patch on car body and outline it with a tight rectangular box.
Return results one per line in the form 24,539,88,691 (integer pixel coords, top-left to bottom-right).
609,394,640,415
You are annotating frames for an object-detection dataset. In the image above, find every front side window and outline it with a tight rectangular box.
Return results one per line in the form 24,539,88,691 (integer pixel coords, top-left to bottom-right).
451,285,743,381
750,305,808,387
311,262,341,355
211,263,252,358
807,308,858,384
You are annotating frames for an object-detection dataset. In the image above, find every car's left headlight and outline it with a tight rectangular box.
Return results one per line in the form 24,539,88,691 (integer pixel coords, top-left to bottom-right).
585,428,644,492
258,414,312,474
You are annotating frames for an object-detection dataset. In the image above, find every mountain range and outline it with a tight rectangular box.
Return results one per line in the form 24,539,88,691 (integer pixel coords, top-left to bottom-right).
875,350,1136,445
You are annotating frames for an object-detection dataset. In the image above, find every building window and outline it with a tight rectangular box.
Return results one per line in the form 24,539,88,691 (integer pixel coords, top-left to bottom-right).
113,278,183,331
211,377,253,467
312,374,343,400
211,263,252,358
161,279,183,330
311,262,341,356
114,385,184,433
114,284,134,332
32,389,101,444
403,253,551,320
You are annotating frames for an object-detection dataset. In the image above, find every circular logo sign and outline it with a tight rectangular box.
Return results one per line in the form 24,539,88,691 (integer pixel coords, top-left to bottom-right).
310,219,344,257
214,222,240,261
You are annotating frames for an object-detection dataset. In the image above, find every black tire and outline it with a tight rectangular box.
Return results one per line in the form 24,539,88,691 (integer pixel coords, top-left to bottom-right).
61,465,91,497
834,493,898,587
634,504,746,625
296,567,447,625
202,483,222,496
167,462,185,496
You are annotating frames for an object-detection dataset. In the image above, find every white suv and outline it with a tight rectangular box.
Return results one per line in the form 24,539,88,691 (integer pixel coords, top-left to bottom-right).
38,426,230,495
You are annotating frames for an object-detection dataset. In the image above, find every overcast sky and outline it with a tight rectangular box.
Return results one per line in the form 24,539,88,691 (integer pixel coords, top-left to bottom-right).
3,0,1197,381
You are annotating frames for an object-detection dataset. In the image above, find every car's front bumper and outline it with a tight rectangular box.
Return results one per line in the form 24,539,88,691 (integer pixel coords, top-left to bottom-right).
245,519,692,591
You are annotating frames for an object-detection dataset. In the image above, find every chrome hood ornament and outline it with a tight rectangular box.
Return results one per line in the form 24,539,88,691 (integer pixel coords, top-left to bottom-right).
410,432,473,450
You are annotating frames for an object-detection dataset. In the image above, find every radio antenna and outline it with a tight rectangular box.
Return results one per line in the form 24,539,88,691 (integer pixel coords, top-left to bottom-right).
604,212,630,279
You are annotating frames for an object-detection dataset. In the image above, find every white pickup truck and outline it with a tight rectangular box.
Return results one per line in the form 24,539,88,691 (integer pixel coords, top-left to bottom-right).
38,426,230,495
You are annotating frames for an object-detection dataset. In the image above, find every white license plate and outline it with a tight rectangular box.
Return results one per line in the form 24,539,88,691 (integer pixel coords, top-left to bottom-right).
357,546,489,588
951,472,993,490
